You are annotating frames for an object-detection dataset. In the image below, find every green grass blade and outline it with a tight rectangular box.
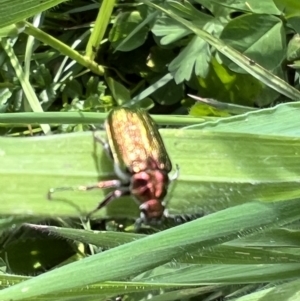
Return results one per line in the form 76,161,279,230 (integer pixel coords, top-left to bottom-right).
23,21,105,76
0,0,68,28
0,38,51,135
1,200,300,300
2,130,300,218
0,111,204,126
86,0,116,59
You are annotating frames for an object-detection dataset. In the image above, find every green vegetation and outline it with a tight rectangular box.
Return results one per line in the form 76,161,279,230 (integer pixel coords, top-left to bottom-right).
1,0,300,300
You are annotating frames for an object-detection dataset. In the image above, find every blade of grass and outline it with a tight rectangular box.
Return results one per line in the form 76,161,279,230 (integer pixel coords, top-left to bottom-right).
0,0,68,28
0,38,51,135
0,111,204,126
185,101,300,136
1,200,300,300
27,224,300,265
22,21,105,76
1,130,300,219
85,0,116,60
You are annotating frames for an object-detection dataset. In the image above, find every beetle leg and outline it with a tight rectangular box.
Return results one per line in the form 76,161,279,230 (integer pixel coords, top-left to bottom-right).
86,188,130,219
135,212,164,229
81,179,122,191
135,214,146,229
165,212,203,224
93,131,113,160
48,180,122,199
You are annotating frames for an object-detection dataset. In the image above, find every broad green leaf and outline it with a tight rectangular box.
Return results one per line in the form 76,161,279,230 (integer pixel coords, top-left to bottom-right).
194,58,263,106
273,0,300,16
287,15,300,34
109,10,149,52
151,74,184,105
106,76,131,105
1,104,300,300
219,14,286,73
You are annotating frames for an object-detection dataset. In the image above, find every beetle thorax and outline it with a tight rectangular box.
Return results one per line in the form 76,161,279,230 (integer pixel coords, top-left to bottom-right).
130,170,169,203
130,169,169,220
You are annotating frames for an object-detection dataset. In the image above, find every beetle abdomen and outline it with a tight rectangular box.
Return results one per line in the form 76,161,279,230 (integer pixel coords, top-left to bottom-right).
105,107,172,174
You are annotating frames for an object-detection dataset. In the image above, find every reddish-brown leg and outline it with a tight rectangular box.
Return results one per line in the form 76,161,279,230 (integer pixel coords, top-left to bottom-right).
86,188,130,219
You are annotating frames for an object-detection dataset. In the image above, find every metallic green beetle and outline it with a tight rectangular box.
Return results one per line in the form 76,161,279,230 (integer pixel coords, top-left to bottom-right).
48,107,178,226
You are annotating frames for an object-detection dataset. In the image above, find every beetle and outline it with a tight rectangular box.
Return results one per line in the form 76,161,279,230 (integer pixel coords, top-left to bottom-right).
48,107,179,226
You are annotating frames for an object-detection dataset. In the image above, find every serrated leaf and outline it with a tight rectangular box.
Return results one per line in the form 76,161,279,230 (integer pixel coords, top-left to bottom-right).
169,36,210,82
152,17,191,45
